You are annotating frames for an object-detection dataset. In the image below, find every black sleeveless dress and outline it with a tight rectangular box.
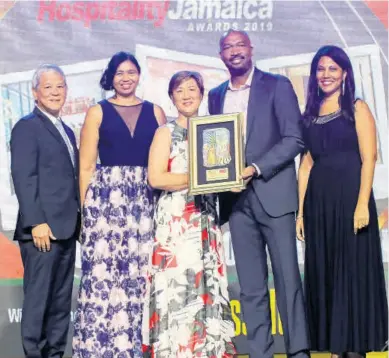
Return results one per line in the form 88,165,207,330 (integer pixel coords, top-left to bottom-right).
302,109,388,354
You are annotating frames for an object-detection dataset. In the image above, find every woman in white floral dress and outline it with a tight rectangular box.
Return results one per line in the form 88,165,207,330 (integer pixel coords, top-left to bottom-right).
144,71,236,357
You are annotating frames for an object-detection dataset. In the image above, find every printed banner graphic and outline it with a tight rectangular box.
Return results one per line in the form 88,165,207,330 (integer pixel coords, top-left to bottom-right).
0,1,387,357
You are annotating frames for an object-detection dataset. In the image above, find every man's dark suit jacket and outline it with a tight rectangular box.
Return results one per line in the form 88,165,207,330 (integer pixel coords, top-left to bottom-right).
11,107,80,240
208,68,304,223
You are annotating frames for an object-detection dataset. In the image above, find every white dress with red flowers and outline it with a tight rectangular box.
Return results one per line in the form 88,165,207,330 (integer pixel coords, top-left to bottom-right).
143,121,236,358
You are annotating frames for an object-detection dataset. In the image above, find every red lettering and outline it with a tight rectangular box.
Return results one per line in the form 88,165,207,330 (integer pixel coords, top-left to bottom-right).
36,0,169,28
71,2,84,22
153,0,169,27
84,2,99,27
116,1,131,21
134,1,144,20
56,2,71,21
98,1,110,20
37,0,56,22
108,1,119,20
145,1,155,21
144,0,169,27
129,0,138,20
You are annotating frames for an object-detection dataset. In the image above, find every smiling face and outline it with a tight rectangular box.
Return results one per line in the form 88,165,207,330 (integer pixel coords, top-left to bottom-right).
220,31,253,76
32,70,67,117
316,55,346,97
171,77,202,118
112,60,140,97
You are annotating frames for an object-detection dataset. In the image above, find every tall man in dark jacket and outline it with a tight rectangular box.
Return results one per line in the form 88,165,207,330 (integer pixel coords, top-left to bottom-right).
208,30,309,358
11,64,80,358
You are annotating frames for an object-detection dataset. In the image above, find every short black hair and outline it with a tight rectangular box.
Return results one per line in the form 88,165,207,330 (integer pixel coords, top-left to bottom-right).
100,52,141,91
168,71,204,98
219,29,251,50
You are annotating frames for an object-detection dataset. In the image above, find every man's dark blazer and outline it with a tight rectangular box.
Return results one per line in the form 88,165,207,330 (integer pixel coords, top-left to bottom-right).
11,106,80,240
208,68,304,223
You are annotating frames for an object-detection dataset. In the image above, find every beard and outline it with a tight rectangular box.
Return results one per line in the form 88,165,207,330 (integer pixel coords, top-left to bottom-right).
225,57,252,77
228,66,250,77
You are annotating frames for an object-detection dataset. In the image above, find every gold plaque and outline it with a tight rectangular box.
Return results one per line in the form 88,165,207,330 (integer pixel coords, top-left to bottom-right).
188,113,245,195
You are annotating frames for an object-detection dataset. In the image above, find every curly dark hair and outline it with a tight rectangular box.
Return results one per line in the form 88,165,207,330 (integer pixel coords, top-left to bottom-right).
100,52,141,91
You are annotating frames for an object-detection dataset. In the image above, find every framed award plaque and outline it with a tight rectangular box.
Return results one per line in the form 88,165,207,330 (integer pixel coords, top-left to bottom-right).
188,112,245,195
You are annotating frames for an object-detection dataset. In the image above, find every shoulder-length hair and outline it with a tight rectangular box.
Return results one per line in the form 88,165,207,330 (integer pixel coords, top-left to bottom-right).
100,51,141,91
303,45,356,124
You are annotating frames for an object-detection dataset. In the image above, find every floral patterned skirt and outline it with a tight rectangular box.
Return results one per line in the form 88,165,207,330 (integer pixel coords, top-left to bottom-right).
143,193,236,358
72,166,155,358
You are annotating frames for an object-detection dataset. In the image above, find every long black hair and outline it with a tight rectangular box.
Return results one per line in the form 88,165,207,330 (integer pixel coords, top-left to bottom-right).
100,51,141,91
303,45,356,124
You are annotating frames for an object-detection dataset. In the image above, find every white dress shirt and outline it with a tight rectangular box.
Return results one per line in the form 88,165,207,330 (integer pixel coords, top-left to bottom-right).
37,106,75,167
222,68,260,176
37,106,59,125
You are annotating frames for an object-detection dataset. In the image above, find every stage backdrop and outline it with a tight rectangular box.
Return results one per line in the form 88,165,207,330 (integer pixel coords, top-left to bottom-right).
0,1,387,357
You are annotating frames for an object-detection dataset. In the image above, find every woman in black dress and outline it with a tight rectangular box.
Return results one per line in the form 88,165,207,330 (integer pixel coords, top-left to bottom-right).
297,45,388,358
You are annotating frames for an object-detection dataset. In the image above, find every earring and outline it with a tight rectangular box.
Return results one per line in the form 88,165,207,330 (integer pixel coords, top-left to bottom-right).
342,81,345,95
317,86,320,96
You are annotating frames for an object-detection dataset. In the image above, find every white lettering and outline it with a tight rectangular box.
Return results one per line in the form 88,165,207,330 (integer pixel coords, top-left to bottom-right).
7,309,77,323
182,0,198,19
259,0,273,18
243,1,258,20
168,0,185,20
198,0,221,19
168,0,273,21
220,0,235,20
8,308,22,323
236,0,244,19
70,310,76,322
195,22,206,31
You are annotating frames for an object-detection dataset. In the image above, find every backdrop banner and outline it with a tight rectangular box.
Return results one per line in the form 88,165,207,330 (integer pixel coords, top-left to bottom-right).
0,1,387,357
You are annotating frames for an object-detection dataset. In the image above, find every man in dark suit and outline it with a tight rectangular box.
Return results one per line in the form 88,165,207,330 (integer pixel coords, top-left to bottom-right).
208,30,309,358
10,64,80,358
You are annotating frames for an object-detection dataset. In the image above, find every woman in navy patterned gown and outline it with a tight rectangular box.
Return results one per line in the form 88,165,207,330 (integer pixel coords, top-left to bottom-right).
72,52,166,358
